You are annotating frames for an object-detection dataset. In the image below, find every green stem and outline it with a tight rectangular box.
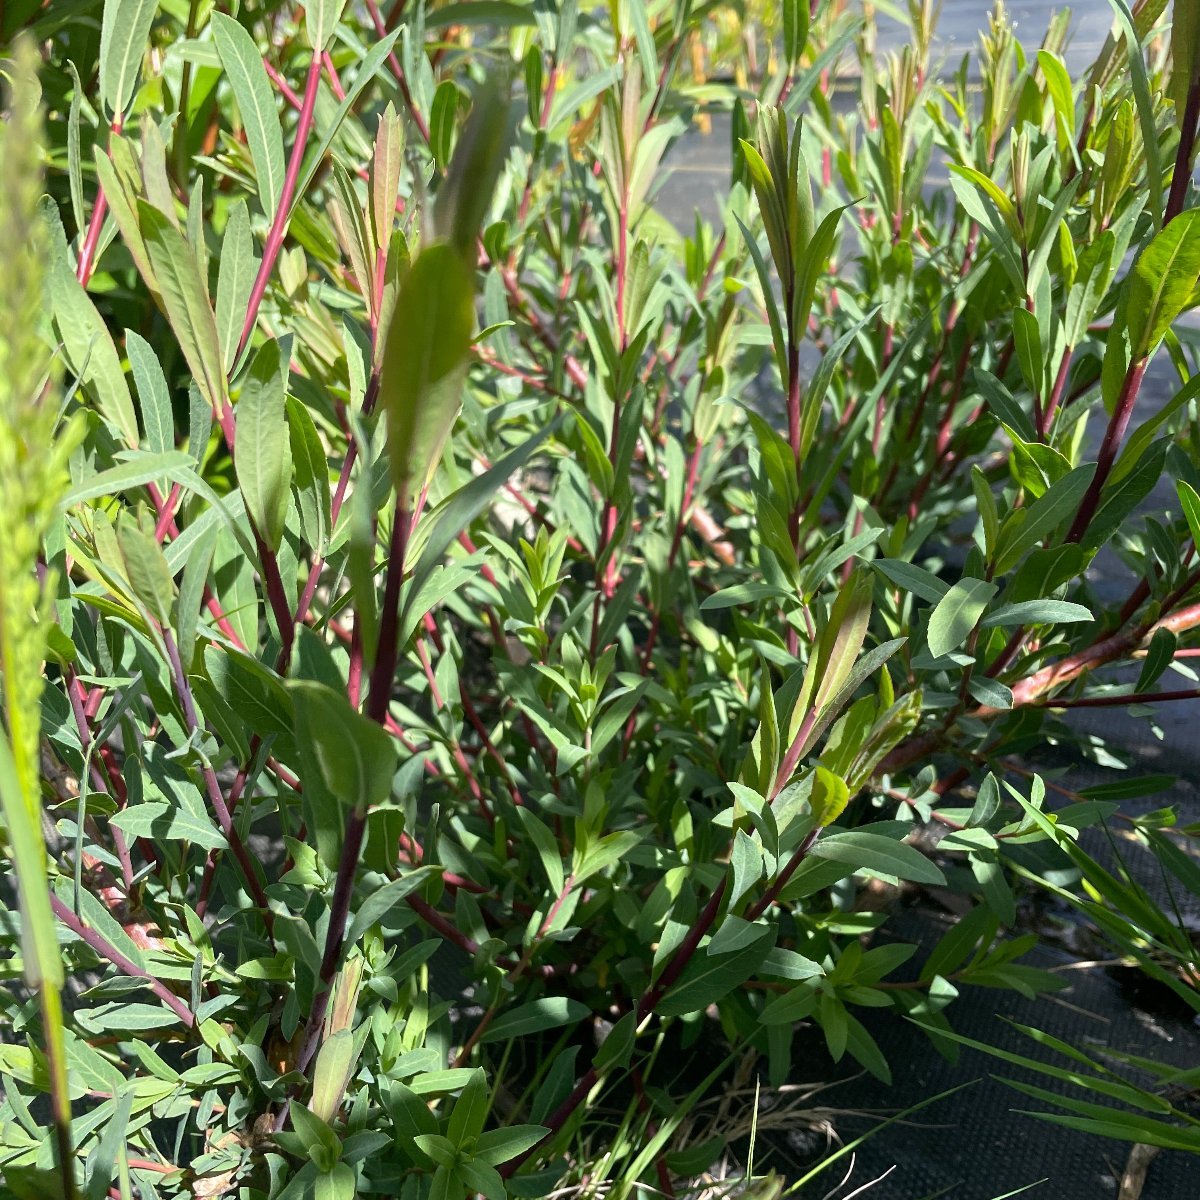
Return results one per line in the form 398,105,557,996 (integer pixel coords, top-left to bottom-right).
40,985,77,1200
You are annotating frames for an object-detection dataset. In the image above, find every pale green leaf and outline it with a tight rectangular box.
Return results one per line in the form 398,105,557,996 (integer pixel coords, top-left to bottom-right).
235,339,293,552
927,578,997,658
99,0,157,117
211,13,286,221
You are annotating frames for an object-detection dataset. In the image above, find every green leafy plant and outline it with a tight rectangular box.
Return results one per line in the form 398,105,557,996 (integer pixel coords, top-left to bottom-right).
4,0,1200,1196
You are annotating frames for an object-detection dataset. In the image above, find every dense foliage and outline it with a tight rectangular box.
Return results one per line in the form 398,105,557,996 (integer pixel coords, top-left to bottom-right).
2,0,1200,1196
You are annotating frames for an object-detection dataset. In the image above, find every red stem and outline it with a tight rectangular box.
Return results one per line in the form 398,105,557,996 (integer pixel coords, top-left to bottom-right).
364,0,431,143
236,52,324,363
1166,77,1200,225
1065,358,1148,544
51,894,194,1026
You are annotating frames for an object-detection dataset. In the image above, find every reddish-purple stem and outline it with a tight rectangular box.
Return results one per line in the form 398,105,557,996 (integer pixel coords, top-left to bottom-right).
162,628,275,932
51,894,194,1026
236,52,324,363
1166,77,1200,225
1065,358,1148,543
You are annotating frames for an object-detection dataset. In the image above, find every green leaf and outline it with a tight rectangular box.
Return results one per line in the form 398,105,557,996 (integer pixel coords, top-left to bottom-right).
1170,0,1200,130
429,79,462,171
346,871,434,945
84,1088,134,1200
138,202,228,419
781,0,810,67
844,1011,891,1083
126,331,173,457
1136,626,1177,693
967,675,1014,710
216,200,258,372
176,520,217,668
306,0,350,51
874,559,950,604
810,570,874,715
288,681,398,816
1104,0,1163,227
1127,209,1200,357
1179,480,1200,550
211,13,286,221
99,0,157,117
971,853,1015,925
311,1029,364,1124
813,830,946,886
979,600,1093,627
109,801,226,850
235,339,293,552
479,997,590,1044
473,1125,551,1167
381,242,474,502
457,1160,505,1200
115,507,176,625
728,829,764,909
809,765,850,827
927,578,997,658
1037,49,1075,140
994,464,1096,573
700,582,792,611
447,1068,489,1148
288,397,332,553
656,925,776,1018
371,104,405,255
1012,306,1044,400
515,807,565,895
435,77,516,256
0,731,63,991
1111,372,1200,485
735,212,788,379
49,258,139,447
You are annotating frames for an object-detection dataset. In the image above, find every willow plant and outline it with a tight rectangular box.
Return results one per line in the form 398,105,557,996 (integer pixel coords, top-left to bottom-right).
1,0,1200,1197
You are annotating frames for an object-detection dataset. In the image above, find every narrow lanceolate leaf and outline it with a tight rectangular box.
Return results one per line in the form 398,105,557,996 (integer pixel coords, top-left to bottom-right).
211,12,286,221
126,330,173,456
980,600,1094,628
48,257,139,447
1127,209,1200,357
927,578,998,659
370,103,405,257
994,464,1096,573
109,801,227,850
814,830,946,886
94,144,159,299
381,242,474,502
804,570,873,718
1179,481,1200,550
99,0,158,117
781,0,810,67
287,397,331,553
1171,1,1200,129
215,200,258,372
138,201,228,419
306,0,351,52
235,340,293,552
479,998,591,1044
435,76,517,257
116,507,177,625
655,926,776,1018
